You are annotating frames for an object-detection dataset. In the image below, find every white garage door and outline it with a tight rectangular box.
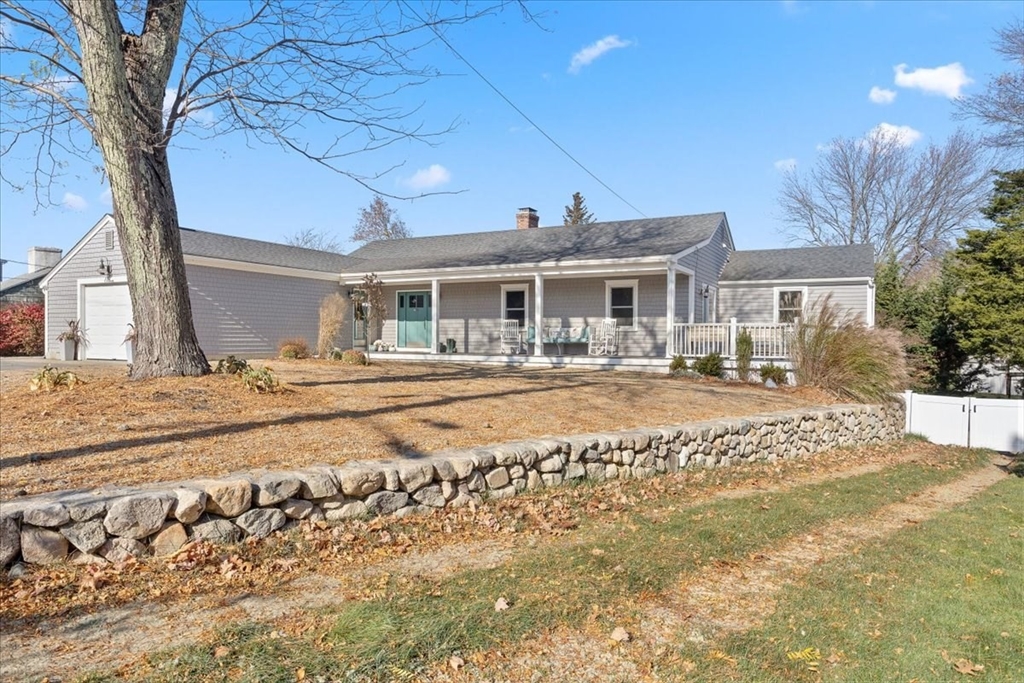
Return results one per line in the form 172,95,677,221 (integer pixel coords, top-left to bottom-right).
83,284,133,360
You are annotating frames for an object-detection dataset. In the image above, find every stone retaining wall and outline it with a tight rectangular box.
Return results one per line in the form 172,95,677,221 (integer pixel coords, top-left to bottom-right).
0,403,904,569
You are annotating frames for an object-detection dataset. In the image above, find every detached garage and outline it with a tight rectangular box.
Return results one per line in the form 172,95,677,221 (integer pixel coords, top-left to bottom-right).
41,215,358,361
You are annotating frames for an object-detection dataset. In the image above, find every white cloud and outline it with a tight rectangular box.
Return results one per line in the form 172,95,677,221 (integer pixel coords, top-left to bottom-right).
61,192,88,212
867,122,922,146
99,187,112,206
403,164,451,191
893,62,972,98
568,35,632,74
868,86,897,104
774,158,797,172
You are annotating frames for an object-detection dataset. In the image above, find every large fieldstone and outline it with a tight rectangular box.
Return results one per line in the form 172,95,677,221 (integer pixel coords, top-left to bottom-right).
365,491,409,516
100,537,146,563
22,503,70,528
191,516,241,544
484,467,510,489
173,488,207,524
1,516,21,566
411,484,446,508
234,508,286,539
337,466,385,496
150,522,189,556
202,480,252,517
21,526,68,564
280,498,314,520
253,474,301,506
397,461,434,492
67,500,107,522
297,470,339,499
324,501,368,522
104,495,174,540
60,519,107,554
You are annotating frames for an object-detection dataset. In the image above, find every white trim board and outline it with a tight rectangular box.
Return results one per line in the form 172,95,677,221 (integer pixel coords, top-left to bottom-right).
718,276,871,286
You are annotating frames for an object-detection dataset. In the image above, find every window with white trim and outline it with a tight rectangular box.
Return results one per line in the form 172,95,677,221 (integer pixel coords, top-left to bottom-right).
501,285,528,325
605,280,638,328
776,289,804,323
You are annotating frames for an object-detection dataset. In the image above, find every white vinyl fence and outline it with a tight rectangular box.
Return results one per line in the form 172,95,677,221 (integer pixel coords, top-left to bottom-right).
904,391,1024,453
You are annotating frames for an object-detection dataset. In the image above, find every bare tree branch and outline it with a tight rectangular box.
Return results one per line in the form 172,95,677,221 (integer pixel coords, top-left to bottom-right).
778,129,992,273
954,19,1024,153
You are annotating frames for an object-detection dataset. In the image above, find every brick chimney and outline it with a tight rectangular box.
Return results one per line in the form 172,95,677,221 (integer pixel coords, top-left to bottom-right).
516,207,539,230
28,247,62,273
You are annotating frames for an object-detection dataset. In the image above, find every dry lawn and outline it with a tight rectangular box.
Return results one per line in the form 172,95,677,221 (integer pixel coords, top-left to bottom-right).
0,360,832,500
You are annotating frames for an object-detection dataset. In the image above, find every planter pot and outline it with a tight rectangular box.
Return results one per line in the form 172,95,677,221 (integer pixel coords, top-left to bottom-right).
124,340,134,365
59,339,76,361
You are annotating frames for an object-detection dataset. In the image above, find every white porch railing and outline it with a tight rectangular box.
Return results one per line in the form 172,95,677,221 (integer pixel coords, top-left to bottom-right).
671,319,794,359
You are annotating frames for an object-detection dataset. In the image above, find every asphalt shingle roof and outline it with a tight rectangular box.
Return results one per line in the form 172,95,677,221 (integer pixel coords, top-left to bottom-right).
0,268,50,293
344,213,726,273
179,228,365,273
720,244,875,281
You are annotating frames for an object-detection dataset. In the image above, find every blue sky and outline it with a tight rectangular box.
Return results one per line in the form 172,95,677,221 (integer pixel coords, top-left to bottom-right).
1,0,1020,278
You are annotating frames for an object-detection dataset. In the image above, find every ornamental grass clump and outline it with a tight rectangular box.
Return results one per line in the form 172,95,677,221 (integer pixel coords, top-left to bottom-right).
736,328,754,381
318,293,348,358
791,295,908,403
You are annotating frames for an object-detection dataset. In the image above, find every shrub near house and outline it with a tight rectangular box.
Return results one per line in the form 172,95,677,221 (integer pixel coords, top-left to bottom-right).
0,303,44,356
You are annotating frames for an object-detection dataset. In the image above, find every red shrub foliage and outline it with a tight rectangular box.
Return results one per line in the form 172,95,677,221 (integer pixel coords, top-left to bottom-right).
0,303,45,356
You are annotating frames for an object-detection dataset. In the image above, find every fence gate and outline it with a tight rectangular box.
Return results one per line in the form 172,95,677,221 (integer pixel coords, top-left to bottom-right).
905,391,1024,453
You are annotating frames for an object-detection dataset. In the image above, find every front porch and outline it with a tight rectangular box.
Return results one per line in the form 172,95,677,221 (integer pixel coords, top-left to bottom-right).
364,350,675,373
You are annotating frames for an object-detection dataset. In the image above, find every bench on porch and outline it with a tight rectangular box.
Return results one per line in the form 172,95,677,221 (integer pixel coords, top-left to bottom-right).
526,325,591,355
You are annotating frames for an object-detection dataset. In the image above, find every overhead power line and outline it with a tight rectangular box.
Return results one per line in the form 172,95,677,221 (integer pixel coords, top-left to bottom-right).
403,2,647,218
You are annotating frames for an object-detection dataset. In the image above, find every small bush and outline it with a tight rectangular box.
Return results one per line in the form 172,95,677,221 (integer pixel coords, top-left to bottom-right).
214,355,249,375
693,352,724,378
0,303,44,356
340,349,368,365
791,295,909,403
29,366,82,392
240,365,279,393
669,355,689,373
736,328,753,381
318,293,349,358
759,362,788,385
278,337,310,359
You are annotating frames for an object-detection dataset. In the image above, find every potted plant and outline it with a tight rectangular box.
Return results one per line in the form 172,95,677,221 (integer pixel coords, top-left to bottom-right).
123,323,136,364
56,319,83,361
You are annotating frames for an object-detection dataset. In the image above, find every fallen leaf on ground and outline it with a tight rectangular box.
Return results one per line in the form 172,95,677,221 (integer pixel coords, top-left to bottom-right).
494,597,510,612
213,645,230,658
952,658,984,676
610,626,630,643
295,667,305,681
449,655,465,671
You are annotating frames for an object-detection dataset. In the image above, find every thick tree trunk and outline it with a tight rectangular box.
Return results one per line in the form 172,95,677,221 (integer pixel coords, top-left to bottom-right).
70,0,208,378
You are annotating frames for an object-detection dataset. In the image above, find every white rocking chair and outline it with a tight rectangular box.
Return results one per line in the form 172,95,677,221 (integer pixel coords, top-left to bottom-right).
500,319,526,354
588,318,618,356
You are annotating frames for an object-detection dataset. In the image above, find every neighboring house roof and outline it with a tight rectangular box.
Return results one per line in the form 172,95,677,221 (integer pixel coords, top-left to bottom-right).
719,244,875,282
345,213,728,273
178,227,363,273
0,267,51,295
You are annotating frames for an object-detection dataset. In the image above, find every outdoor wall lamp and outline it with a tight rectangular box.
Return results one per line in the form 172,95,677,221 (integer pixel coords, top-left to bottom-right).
97,258,112,279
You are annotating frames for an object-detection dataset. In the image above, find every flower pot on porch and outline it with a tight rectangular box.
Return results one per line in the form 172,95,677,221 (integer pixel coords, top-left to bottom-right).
124,339,134,365
59,339,76,361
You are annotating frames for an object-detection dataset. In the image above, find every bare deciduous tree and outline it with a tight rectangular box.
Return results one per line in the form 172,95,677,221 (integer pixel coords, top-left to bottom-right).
0,0,507,378
285,228,343,254
778,129,991,272
954,20,1024,153
352,195,410,244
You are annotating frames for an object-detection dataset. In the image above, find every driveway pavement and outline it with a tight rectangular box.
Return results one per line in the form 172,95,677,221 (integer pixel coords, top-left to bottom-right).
0,356,127,374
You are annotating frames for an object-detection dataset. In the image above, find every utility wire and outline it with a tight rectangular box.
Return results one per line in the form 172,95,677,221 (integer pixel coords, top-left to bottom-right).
403,2,647,218
0,258,31,266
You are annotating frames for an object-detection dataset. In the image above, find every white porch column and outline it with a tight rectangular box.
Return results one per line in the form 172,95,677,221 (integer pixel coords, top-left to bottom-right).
666,263,676,358
534,273,544,356
687,273,695,324
431,278,440,353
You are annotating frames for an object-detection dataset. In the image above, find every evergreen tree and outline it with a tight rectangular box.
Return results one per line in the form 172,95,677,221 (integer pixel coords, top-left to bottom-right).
563,192,595,225
947,170,1024,396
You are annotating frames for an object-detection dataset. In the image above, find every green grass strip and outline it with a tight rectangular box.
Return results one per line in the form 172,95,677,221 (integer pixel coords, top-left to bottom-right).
84,448,991,683
674,476,1023,682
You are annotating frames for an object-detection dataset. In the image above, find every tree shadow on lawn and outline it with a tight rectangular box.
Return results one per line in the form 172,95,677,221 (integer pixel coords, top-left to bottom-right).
287,365,616,389
2,379,599,470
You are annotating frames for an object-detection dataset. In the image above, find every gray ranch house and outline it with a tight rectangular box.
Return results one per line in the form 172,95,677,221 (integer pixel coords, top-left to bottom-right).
41,210,875,372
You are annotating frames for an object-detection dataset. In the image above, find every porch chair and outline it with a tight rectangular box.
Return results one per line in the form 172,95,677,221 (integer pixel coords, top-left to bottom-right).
500,319,526,354
588,318,618,356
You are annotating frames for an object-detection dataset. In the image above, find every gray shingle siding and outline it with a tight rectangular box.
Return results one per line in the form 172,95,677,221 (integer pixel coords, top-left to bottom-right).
678,221,731,322
717,281,871,324
186,265,343,358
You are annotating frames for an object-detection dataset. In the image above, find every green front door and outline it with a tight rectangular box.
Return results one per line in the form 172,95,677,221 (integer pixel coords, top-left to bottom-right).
397,291,431,348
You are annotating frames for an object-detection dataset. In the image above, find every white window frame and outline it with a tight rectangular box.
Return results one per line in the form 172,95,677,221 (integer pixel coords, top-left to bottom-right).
773,286,808,324
605,279,639,330
500,284,529,326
